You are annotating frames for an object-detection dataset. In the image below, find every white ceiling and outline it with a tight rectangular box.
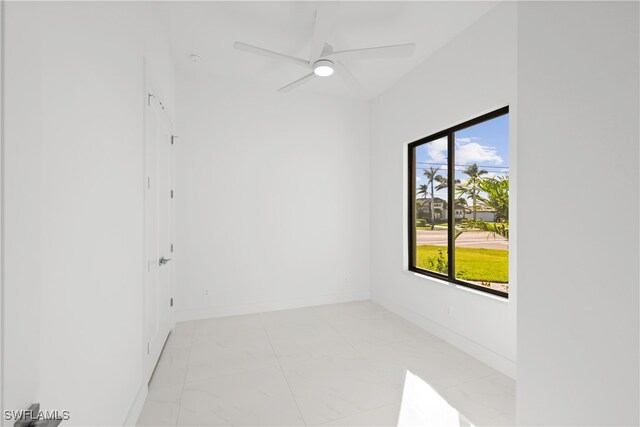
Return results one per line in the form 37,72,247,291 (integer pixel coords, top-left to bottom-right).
158,1,499,100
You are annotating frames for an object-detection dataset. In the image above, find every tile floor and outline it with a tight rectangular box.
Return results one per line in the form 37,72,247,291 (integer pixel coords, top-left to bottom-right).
137,300,515,426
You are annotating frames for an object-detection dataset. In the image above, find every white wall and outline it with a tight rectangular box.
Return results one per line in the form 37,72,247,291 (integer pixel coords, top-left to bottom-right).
175,72,370,321
0,1,4,413
516,2,639,425
3,3,175,425
3,2,43,415
369,3,517,377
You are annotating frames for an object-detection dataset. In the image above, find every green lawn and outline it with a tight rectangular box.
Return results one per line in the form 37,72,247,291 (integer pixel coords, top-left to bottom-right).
416,245,508,283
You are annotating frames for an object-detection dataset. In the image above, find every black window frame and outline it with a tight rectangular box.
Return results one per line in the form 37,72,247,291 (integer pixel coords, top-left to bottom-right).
407,106,509,298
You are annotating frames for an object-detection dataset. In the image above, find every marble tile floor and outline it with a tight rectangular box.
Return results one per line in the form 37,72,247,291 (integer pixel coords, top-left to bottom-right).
137,300,515,427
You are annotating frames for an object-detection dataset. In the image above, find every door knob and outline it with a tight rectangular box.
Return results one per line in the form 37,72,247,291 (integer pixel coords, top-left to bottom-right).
159,257,172,266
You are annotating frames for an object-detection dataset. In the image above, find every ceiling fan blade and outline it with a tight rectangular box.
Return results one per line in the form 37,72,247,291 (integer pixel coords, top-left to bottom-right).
325,43,416,61
234,42,310,69
334,61,365,95
310,2,340,63
277,72,317,93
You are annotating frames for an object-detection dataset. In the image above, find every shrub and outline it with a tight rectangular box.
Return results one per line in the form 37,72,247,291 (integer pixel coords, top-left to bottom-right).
427,249,448,274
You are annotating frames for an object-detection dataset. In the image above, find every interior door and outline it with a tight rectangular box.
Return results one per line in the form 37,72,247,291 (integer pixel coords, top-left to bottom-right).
144,89,174,383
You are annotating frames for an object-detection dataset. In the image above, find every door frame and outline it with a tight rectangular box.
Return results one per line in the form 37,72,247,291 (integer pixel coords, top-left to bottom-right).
142,61,175,385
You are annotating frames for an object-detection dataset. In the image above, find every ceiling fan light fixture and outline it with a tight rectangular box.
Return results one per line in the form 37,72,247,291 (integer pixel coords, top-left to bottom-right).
313,59,334,77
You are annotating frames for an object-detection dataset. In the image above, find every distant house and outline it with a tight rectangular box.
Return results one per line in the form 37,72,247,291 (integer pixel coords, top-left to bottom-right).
466,205,496,222
417,198,466,221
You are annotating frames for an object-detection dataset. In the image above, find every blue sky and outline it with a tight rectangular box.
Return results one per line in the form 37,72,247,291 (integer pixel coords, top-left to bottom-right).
415,114,509,201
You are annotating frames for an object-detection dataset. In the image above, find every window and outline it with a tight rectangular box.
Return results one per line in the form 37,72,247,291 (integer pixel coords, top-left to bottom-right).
408,107,510,297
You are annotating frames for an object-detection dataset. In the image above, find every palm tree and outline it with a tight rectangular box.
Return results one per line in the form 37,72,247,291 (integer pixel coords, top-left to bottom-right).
457,163,488,220
417,184,429,202
422,167,439,228
416,184,429,220
434,175,460,192
434,175,463,219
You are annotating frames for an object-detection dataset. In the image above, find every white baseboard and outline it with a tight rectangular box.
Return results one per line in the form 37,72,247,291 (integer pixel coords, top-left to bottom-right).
175,290,370,322
123,383,148,427
372,295,516,379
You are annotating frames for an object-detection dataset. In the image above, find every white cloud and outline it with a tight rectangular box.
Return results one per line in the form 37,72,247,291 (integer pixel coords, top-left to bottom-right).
426,138,447,164
416,176,421,182
454,139,503,165
425,137,503,166
455,136,478,144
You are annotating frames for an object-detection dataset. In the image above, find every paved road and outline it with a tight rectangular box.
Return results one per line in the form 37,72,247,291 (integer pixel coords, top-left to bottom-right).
416,229,508,250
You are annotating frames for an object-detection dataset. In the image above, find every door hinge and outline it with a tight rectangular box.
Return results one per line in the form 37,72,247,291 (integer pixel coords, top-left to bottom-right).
147,342,150,355
170,243,174,253
170,297,174,307
170,190,174,199
147,176,150,189
147,93,154,106
171,135,177,145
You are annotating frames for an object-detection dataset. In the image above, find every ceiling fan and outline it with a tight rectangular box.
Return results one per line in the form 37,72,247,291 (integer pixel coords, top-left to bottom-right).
233,2,416,93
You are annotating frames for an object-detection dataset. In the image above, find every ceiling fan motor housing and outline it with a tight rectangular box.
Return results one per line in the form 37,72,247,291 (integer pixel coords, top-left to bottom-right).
313,59,335,77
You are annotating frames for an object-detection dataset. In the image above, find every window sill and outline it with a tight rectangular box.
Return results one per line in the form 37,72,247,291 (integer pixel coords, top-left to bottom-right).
405,270,509,302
